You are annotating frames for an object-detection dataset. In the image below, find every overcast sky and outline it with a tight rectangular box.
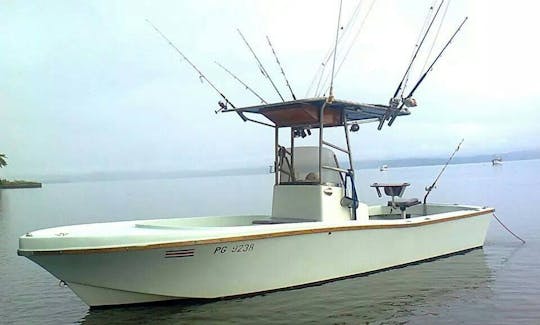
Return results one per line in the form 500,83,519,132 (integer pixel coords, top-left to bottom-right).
1,0,539,177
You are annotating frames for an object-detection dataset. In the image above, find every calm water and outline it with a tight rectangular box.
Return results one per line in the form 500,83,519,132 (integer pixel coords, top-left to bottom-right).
1,160,539,324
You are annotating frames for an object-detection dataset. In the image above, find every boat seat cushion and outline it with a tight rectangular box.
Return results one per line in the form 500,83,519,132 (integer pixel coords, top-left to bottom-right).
388,198,420,210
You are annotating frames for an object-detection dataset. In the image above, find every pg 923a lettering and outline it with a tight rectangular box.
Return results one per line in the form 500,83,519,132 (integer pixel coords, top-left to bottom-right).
213,243,254,254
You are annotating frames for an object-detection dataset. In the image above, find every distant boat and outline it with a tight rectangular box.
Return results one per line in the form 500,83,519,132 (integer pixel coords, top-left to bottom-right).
379,165,388,171
491,157,503,166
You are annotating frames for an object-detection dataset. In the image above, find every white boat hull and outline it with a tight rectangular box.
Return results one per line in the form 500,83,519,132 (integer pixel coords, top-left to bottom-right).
21,207,492,307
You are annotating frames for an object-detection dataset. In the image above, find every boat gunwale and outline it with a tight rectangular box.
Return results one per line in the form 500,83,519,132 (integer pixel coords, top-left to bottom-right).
18,207,494,257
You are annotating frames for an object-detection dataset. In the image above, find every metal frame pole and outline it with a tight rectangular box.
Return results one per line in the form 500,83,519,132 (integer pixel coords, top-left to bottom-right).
343,113,357,220
343,114,354,170
318,102,327,184
290,128,295,181
274,127,279,185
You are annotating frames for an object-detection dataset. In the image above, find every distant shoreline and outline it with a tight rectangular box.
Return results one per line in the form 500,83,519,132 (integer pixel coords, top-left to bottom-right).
0,180,42,189
8,156,539,185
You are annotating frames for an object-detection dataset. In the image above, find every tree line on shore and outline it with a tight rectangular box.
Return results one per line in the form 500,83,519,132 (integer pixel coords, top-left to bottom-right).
0,153,41,188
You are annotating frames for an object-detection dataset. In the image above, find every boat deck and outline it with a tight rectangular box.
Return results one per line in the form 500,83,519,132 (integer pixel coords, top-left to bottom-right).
17,203,492,255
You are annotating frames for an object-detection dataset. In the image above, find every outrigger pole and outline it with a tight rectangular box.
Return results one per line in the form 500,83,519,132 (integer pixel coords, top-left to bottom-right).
146,20,247,121
328,0,343,100
307,0,363,97
237,29,285,102
215,61,268,104
387,16,468,126
266,35,297,100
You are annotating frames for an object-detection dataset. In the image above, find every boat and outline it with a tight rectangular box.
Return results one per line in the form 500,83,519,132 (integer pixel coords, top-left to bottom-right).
18,97,493,307
18,7,492,308
491,156,503,166
379,164,388,171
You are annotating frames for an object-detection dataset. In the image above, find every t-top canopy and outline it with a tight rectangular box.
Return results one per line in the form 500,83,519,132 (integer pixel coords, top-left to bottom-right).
224,97,410,128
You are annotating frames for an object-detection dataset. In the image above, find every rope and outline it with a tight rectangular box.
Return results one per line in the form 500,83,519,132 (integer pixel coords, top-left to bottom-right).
493,213,526,244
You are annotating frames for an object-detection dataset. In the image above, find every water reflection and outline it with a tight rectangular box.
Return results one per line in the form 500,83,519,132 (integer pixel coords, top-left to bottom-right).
6,159,539,324
0,189,4,215
80,249,492,324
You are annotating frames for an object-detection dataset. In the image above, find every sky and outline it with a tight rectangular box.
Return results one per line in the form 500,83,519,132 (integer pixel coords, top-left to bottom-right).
1,0,539,178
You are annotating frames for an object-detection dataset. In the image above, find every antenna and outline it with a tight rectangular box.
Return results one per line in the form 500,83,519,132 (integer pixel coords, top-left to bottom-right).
146,20,246,121
215,61,268,104
328,0,343,100
237,29,285,102
266,35,296,100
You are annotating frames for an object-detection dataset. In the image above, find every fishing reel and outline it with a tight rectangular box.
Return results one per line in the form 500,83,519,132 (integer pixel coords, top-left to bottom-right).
403,97,417,107
389,97,401,108
215,100,228,114
388,96,417,108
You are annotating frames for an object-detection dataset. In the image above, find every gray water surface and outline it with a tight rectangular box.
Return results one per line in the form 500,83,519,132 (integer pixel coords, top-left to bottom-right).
1,160,539,324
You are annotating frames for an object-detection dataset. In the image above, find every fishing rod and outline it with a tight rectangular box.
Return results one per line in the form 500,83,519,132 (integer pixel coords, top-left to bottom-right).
387,16,468,127
336,0,377,78
319,0,377,97
378,0,445,130
419,0,451,77
146,20,246,120
403,17,468,106
400,0,438,99
391,0,445,102
423,138,463,204
237,29,285,102
215,61,268,104
307,0,363,97
266,35,296,100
